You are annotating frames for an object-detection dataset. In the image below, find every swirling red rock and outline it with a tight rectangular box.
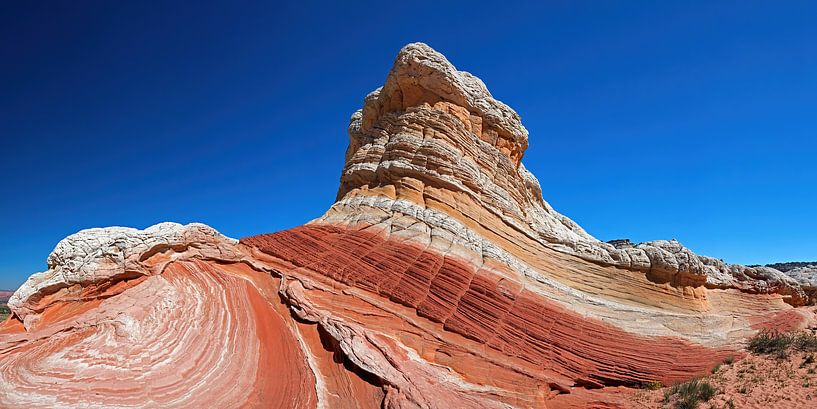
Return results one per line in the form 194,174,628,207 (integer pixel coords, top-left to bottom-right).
0,257,317,408
2,42,815,409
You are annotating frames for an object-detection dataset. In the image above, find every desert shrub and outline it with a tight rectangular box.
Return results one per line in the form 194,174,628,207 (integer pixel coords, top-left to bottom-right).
747,330,794,355
794,332,817,351
723,355,735,365
664,378,717,409
748,330,817,357
676,399,697,409
697,382,716,401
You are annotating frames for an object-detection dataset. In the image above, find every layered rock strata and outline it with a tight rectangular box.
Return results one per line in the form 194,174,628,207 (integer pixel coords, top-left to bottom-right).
1,43,814,408
333,42,810,306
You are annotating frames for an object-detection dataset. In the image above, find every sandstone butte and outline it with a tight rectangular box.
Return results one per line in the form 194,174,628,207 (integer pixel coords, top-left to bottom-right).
1,43,816,409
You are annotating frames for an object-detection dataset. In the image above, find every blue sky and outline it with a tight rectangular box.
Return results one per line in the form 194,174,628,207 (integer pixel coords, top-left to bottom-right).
1,1,815,289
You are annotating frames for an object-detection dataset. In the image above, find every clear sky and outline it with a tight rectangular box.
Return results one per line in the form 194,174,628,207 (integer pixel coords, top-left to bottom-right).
1,1,815,290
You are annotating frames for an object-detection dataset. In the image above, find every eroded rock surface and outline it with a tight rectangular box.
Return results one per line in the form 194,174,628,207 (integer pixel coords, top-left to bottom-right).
8,223,239,328
1,43,814,408
334,42,809,307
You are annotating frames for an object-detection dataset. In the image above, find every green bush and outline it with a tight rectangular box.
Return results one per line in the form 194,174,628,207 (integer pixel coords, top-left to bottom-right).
664,378,717,409
747,330,794,355
794,332,817,351
747,330,817,356
698,382,716,401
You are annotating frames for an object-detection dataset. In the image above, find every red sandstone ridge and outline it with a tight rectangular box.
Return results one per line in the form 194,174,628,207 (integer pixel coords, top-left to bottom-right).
1,43,815,408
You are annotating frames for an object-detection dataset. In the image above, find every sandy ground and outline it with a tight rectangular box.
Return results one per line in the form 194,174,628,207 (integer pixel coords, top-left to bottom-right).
625,349,817,408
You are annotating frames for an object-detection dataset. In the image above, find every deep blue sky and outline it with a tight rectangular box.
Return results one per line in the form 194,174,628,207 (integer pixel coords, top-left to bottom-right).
1,1,815,290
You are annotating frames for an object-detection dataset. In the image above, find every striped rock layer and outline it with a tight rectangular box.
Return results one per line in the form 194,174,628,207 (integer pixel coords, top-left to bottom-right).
1,43,814,408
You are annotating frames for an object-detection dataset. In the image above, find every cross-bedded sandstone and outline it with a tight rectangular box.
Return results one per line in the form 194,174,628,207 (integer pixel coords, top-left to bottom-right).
1,43,814,409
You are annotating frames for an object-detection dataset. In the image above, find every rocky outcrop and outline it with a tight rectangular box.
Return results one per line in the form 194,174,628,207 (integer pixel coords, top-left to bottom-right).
760,261,817,272
7,223,239,328
0,224,323,408
0,43,813,408
777,265,817,303
332,42,808,307
242,226,736,388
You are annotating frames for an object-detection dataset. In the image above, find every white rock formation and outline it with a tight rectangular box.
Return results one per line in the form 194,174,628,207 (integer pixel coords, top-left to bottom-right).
8,222,237,324
332,42,810,305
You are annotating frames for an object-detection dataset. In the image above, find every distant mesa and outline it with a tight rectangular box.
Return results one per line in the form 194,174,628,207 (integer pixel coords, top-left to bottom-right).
1,43,815,408
755,261,817,272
